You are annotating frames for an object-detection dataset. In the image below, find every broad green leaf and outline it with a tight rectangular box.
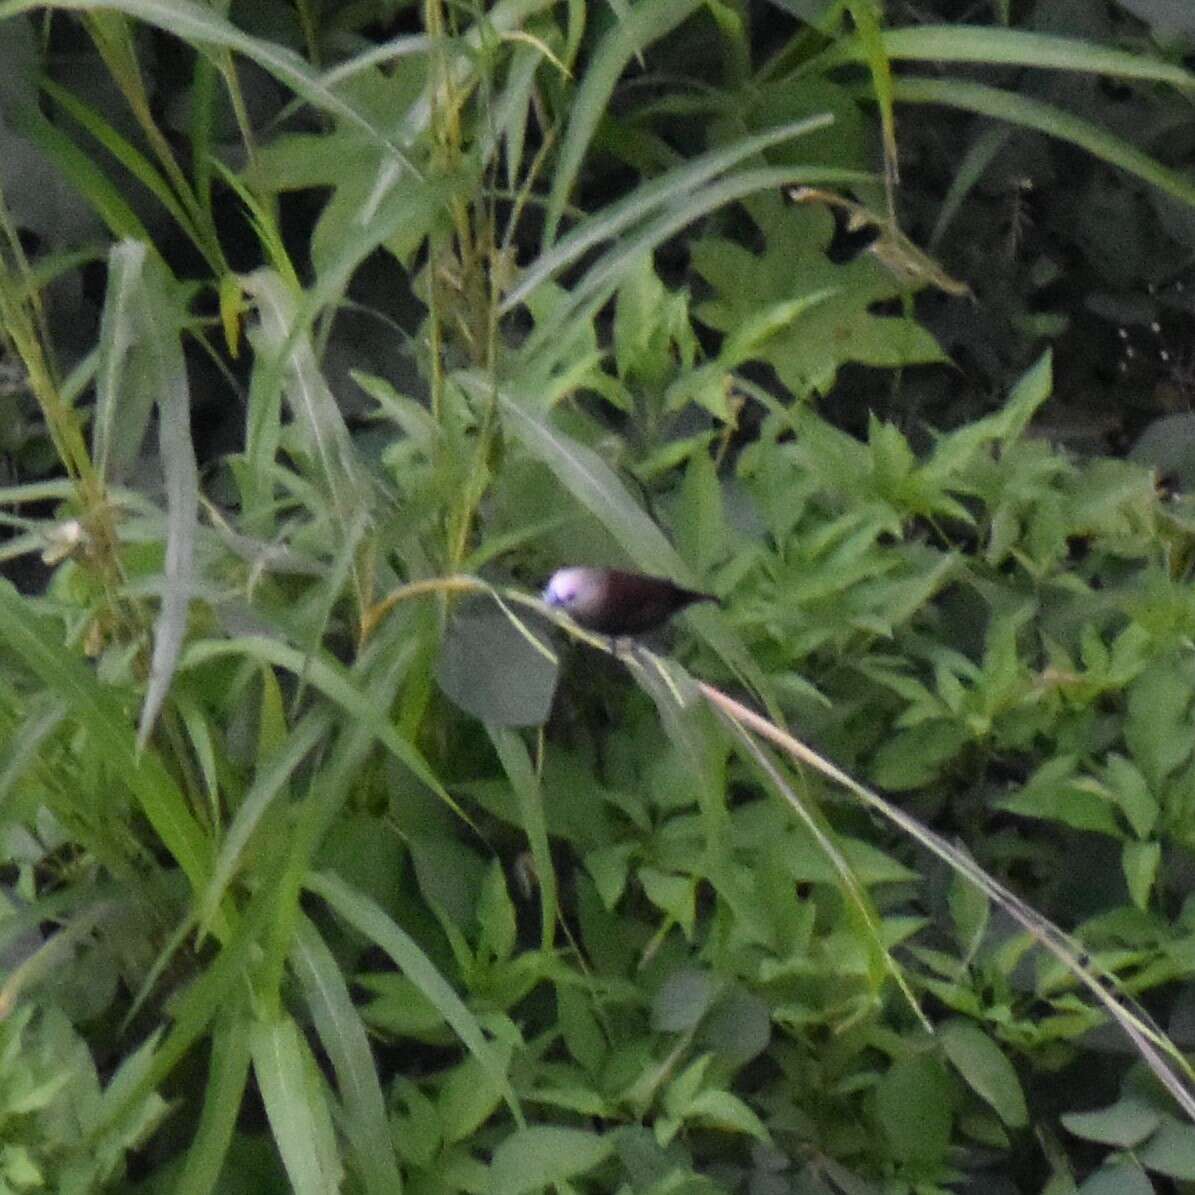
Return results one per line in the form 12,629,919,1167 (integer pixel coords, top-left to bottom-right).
940,1021,1028,1128
652,968,719,1033
1139,1116,1195,1181
875,1053,953,1165
1126,662,1194,790
1077,1159,1154,1195
1122,840,1161,912
1062,1097,1161,1147
491,1126,615,1195
438,1051,509,1146
684,1088,770,1142
437,603,559,728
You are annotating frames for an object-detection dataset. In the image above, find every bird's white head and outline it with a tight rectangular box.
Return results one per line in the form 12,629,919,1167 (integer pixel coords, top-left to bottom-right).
543,567,591,610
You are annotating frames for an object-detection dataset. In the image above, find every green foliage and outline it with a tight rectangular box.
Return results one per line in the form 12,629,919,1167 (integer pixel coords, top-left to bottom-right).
0,1005,166,1192
1,1,1195,1193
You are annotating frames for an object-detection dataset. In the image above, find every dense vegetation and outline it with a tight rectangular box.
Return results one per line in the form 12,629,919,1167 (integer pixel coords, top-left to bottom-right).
3,1,1195,1192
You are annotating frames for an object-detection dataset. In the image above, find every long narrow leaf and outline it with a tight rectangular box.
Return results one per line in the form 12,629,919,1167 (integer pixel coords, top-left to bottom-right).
40,77,198,241
179,636,461,818
889,77,1195,207
292,917,403,1195
251,1015,344,1195
488,727,556,949
198,709,334,937
8,103,150,242
502,115,836,314
173,1012,253,1195
307,869,524,1126
875,24,1195,87
542,0,703,244
132,247,200,750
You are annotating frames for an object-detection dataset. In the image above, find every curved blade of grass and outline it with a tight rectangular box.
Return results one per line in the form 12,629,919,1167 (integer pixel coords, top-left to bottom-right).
847,1,898,193
93,240,199,749
133,246,200,751
721,706,929,1029
91,857,280,1144
178,635,464,819
40,76,199,245
8,102,150,242
0,0,422,175
0,581,213,900
699,680,1195,1124
541,0,703,245
0,694,66,811
173,1010,252,1195
93,242,152,483
488,727,556,949
517,166,874,368
929,123,1011,251
306,868,524,1126
251,1013,344,1195
244,270,363,517
887,77,1195,207
292,916,402,1195
198,709,334,939
0,901,113,1016
868,24,1195,88
502,115,836,314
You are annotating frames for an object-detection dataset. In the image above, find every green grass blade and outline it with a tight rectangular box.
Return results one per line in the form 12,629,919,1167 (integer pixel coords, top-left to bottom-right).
91,863,280,1143
542,0,703,245
250,1014,344,1195
8,103,150,241
488,726,556,949
180,636,459,816
40,76,200,243
307,868,524,1127
0,694,66,811
877,24,1195,87
292,917,403,1195
504,115,836,314
198,710,334,937
888,76,1195,207
518,166,873,367
0,0,422,174
173,1012,253,1195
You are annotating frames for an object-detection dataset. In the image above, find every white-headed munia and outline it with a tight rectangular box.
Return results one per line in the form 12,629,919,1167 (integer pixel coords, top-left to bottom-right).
543,567,718,635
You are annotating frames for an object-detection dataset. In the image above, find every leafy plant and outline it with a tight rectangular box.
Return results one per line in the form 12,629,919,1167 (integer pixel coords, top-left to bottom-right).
2,1,1195,1193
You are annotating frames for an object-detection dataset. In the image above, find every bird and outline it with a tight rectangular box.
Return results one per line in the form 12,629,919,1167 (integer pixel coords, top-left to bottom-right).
542,567,719,636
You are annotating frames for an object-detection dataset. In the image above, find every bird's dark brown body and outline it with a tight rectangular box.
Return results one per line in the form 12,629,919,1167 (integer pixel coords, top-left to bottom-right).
543,567,718,635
